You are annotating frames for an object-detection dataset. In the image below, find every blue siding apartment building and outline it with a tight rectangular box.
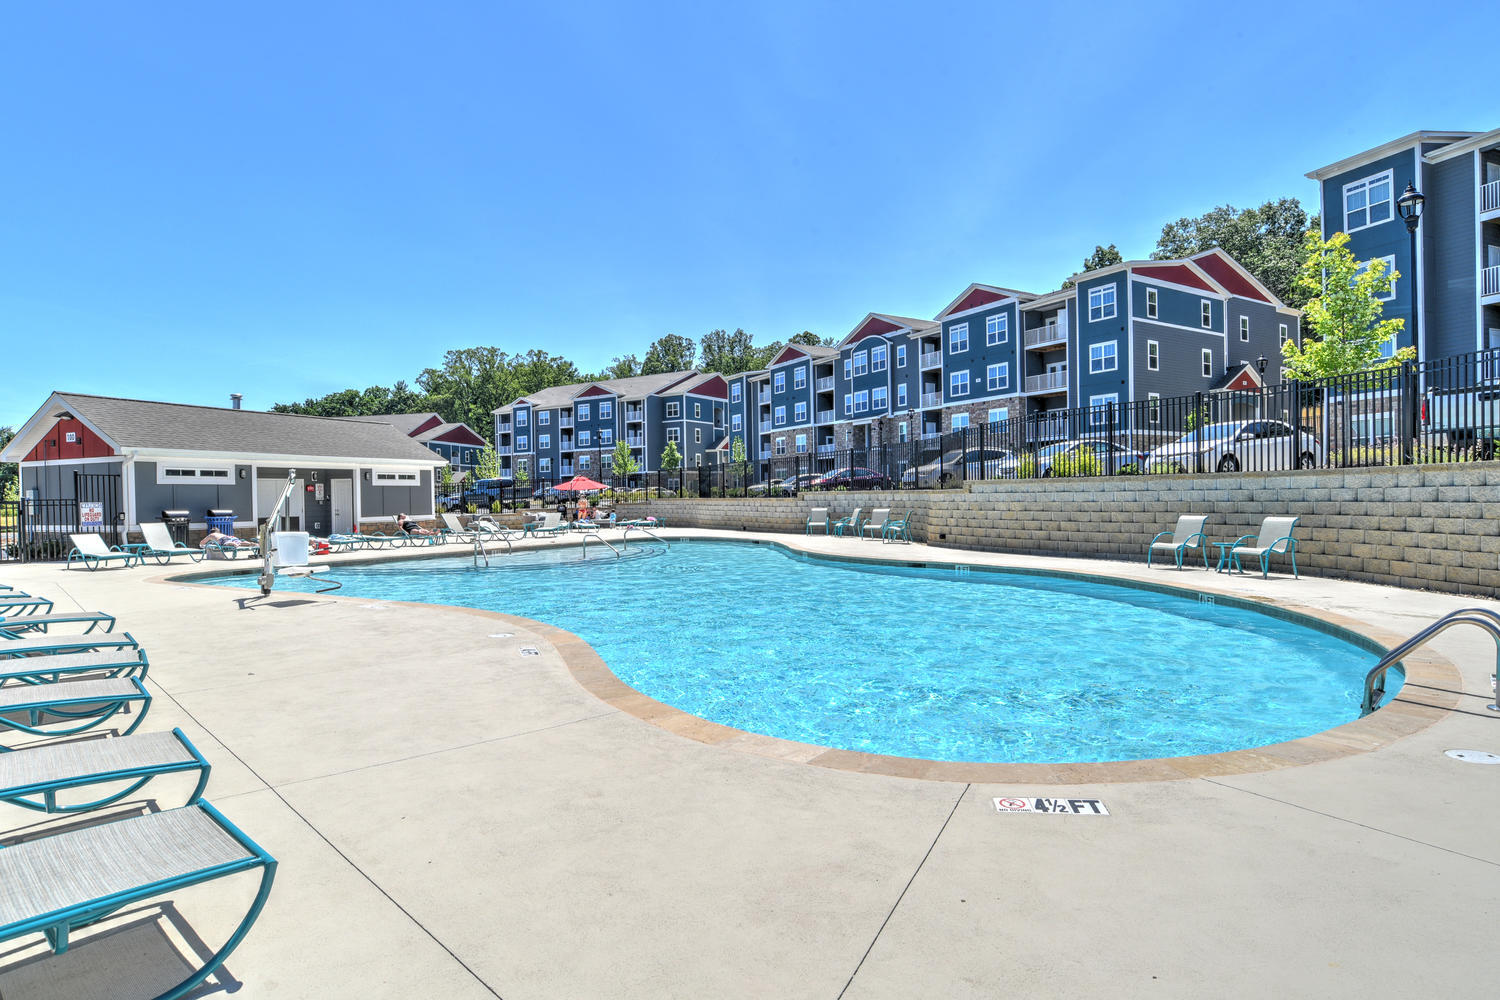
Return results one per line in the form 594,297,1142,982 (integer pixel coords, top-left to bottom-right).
379,413,490,481
1308,127,1500,361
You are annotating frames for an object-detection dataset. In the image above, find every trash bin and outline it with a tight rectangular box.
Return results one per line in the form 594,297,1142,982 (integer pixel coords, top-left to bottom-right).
205,509,236,537
160,509,191,546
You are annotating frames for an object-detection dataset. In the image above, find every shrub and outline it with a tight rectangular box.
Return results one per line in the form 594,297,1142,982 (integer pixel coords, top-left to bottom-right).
1050,448,1103,478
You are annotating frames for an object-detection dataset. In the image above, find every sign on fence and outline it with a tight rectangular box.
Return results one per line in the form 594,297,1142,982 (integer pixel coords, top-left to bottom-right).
79,501,105,527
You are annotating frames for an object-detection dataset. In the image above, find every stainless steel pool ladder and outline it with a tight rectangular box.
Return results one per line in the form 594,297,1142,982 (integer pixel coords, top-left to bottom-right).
471,531,511,567
580,533,619,558
621,525,668,550
1361,607,1500,715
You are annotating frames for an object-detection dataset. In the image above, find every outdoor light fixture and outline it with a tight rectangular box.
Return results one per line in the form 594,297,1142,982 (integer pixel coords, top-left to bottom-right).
1396,182,1425,233
1396,180,1425,464
239,469,247,479
1256,354,1268,375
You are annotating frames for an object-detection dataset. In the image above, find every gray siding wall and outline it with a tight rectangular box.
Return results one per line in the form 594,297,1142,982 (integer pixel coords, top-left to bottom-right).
133,461,253,522
21,461,123,500
357,468,433,518
1131,321,1222,400
1424,154,1479,359
1223,298,1288,385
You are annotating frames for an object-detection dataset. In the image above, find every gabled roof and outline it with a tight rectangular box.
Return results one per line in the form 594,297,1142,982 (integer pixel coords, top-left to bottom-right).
1305,130,1475,181
934,283,1035,320
0,393,445,465
496,370,701,413
1209,362,1266,393
684,374,728,399
1132,262,1219,293
1189,249,1278,305
769,343,836,366
838,313,938,347
413,421,488,446
1424,126,1500,164
379,412,444,436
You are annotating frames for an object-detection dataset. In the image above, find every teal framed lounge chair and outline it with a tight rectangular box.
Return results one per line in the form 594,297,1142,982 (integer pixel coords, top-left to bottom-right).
66,534,140,570
0,801,276,1000
617,515,661,530
859,508,891,540
0,596,54,617
324,533,367,551
439,512,480,543
1230,516,1301,579
1147,515,1209,570
135,522,205,565
882,509,914,543
0,611,117,638
0,677,151,747
0,727,208,814
0,632,139,659
0,647,149,686
527,512,570,539
832,507,862,538
203,537,260,559
806,508,829,535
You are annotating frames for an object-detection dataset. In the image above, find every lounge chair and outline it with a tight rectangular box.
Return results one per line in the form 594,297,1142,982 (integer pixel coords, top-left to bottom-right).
0,595,54,617
0,727,208,814
618,515,660,529
0,632,140,659
325,533,367,551
806,508,830,535
0,647,149,686
1147,515,1210,570
203,536,260,559
135,522,205,565
832,507,863,538
527,513,569,539
0,801,276,1000
440,512,480,542
0,611,117,637
0,677,151,746
882,509,914,544
66,534,140,570
860,508,891,540
1230,516,1301,579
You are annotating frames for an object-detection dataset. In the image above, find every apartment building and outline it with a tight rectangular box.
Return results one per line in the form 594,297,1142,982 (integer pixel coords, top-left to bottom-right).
378,412,489,481
1307,127,1500,362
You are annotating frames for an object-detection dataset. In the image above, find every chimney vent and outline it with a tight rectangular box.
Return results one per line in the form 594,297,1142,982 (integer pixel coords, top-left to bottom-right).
230,393,243,410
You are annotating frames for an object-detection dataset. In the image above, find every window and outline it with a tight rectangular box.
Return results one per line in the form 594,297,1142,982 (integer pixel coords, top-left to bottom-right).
952,413,970,431
1147,340,1159,371
844,393,853,415
852,351,869,377
694,427,702,444
898,421,909,443
896,384,907,407
1201,300,1213,328
518,435,529,451
986,313,1008,345
1146,287,1158,319
599,400,612,419
1202,349,1214,377
578,403,590,421
854,390,870,413
539,433,551,449
843,359,852,379
579,454,591,470
872,386,887,410
600,429,613,445
1088,285,1117,321
666,402,680,418
871,344,888,372
578,430,591,447
1239,316,1250,341
731,414,742,432
1279,322,1290,346
1357,255,1398,301
538,411,550,426
795,433,808,453
774,405,786,425
601,453,613,469
730,383,742,403
794,365,807,389
896,344,907,368
538,458,551,473
157,463,233,486
794,401,808,422
691,402,700,418
988,407,1009,425
1344,170,1393,232
1148,393,1161,425
950,370,970,396
986,362,1009,391
1088,393,1119,427
774,437,787,456
666,427,682,444
516,410,528,426
950,323,969,353
1088,341,1118,374
773,371,785,393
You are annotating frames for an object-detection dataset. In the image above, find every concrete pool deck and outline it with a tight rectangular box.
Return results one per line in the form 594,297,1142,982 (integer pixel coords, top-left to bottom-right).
1,530,1497,999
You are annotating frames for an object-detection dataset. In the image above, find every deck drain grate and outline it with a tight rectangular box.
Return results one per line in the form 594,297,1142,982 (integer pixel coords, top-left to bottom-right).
519,646,540,656
1444,749,1500,764
488,632,514,639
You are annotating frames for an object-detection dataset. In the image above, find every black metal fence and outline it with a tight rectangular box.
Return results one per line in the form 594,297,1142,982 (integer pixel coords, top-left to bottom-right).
1,473,125,562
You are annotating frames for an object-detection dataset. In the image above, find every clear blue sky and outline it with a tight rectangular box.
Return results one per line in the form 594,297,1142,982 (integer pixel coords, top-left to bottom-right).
1,1,1493,429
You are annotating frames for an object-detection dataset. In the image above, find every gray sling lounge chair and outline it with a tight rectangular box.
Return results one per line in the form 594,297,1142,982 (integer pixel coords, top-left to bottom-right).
0,647,149,686
0,611,117,637
1146,515,1209,570
0,677,151,748
0,632,139,659
0,727,209,814
1230,516,1301,578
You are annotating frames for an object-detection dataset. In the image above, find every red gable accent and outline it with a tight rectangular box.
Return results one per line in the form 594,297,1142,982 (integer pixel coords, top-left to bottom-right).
575,385,614,398
1134,264,1215,292
945,287,1004,315
771,346,808,366
687,374,728,399
1193,251,1272,302
406,415,442,436
1227,372,1258,390
23,418,114,462
431,425,488,446
843,316,901,347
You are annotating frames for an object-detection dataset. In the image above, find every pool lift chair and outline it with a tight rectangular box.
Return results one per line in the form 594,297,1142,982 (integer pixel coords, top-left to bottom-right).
255,471,341,597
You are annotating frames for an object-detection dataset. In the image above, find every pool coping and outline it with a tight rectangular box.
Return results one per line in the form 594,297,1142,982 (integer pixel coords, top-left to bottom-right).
164,531,1464,785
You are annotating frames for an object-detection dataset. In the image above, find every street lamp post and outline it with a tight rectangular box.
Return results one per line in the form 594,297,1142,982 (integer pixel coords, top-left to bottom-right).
1396,181,1426,462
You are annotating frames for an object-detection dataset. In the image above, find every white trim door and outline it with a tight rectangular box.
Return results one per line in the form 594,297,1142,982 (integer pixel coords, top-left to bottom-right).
331,478,353,534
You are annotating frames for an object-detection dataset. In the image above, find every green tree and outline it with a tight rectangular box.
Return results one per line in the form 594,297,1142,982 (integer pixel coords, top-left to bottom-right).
729,436,748,476
659,439,682,472
419,347,582,435
271,379,433,417
698,328,762,376
788,331,834,347
1281,230,1409,379
611,439,638,479
0,426,15,501
597,354,641,379
1060,244,1124,288
1153,199,1316,308
474,443,500,481
640,334,697,375
438,463,454,498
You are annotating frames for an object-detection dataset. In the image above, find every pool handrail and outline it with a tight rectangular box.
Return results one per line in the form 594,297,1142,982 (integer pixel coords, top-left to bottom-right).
621,525,668,550
580,533,619,558
1362,606,1500,715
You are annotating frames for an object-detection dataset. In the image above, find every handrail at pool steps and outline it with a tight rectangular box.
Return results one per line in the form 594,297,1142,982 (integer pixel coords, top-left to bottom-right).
621,525,668,550
579,532,620,558
1362,607,1500,715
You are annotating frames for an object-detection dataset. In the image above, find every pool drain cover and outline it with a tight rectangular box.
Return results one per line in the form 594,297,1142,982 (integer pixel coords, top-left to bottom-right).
1444,749,1500,764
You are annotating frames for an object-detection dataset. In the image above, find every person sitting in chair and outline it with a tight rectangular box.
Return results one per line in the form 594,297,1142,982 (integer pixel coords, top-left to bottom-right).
396,513,433,536
201,528,255,549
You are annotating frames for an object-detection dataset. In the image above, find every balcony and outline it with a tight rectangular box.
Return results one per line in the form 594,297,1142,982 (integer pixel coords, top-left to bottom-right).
758,389,771,403
759,420,774,432
625,407,644,423
816,375,834,391
1024,323,1066,349
1484,264,1500,299
919,391,942,408
815,409,835,423
558,415,574,428
1483,178,1500,216
559,439,575,453
496,418,511,431
1025,370,1069,394
919,350,942,370
559,465,575,477
816,443,837,456
497,445,513,456
625,434,644,447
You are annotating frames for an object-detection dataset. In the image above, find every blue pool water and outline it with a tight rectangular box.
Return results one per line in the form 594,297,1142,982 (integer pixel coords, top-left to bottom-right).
199,540,1391,763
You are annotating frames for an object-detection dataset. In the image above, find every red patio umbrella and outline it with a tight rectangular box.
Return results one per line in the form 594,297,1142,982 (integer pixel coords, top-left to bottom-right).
553,475,606,492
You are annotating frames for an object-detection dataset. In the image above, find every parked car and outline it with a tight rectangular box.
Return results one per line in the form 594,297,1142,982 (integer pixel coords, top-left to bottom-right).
532,484,568,503
446,478,511,512
899,448,1015,487
811,467,891,490
996,440,1145,478
747,478,791,497
780,473,821,494
1423,384,1500,454
1147,420,1322,473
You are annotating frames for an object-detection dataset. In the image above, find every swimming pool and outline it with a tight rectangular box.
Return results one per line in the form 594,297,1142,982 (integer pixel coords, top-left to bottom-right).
199,540,1392,763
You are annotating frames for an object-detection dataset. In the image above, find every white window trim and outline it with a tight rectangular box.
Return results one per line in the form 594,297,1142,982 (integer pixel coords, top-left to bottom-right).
988,407,1009,424
1359,255,1398,302
578,431,591,447
665,402,681,418
516,410,528,426
538,458,551,472
794,432,807,453
871,345,888,372
1148,393,1161,425
731,414,742,431
896,384,908,406
794,401,808,422
368,466,422,487
986,362,1009,391
600,429,613,445
155,462,234,486
872,387,887,410
854,390,870,413
1202,349,1214,377
1088,286,1117,322
852,351,869,377
950,370,970,396
1279,322,1290,345
1201,300,1213,329
793,366,807,389
951,413,970,431
1342,169,1393,234
949,323,969,354
773,372,786,392
539,434,551,449
1147,340,1159,371
896,344,907,368
599,401,613,419
1088,340,1118,374
1145,287,1158,319
1088,393,1118,427
666,427,682,443
694,427,702,444
985,313,1008,345
774,405,786,425
774,437,787,456
537,411,550,425
1239,315,1250,341
578,404,591,421
730,383,742,402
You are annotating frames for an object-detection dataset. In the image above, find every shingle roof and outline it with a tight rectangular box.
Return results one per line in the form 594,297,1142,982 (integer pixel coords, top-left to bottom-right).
47,393,443,463
496,370,700,412
378,412,443,435
412,421,486,444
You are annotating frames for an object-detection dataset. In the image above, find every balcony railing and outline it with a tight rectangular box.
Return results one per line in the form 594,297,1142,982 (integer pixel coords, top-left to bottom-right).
559,466,574,477
625,434,644,447
816,376,835,391
497,445,513,456
919,391,942,408
759,420,774,432
815,409,835,423
1024,323,1066,349
558,416,574,428
758,389,771,403
625,407,644,422
919,350,942,369
1483,179,1500,215
1025,370,1069,393
1484,264,1500,298
816,443,837,456
496,419,512,431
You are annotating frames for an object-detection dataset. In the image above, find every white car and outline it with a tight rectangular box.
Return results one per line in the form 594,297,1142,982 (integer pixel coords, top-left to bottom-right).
1148,420,1322,473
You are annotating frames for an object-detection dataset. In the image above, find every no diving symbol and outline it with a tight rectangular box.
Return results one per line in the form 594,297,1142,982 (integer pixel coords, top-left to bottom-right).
995,797,1030,812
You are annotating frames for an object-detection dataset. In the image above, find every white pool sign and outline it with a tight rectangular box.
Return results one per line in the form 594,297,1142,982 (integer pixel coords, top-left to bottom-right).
993,796,1109,816
79,501,105,527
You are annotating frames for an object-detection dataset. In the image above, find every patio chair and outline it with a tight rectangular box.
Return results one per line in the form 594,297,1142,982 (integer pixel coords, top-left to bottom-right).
202,536,260,559
0,727,208,814
805,508,830,535
832,507,862,538
0,647,149,686
439,512,480,543
66,534,139,571
0,677,151,747
136,522,205,565
0,595,54,617
0,610,117,638
860,508,891,540
1230,516,1301,579
0,801,276,1000
883,509,914,544
1146,515,1210,570
0,632,140,659
528,512,570,539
